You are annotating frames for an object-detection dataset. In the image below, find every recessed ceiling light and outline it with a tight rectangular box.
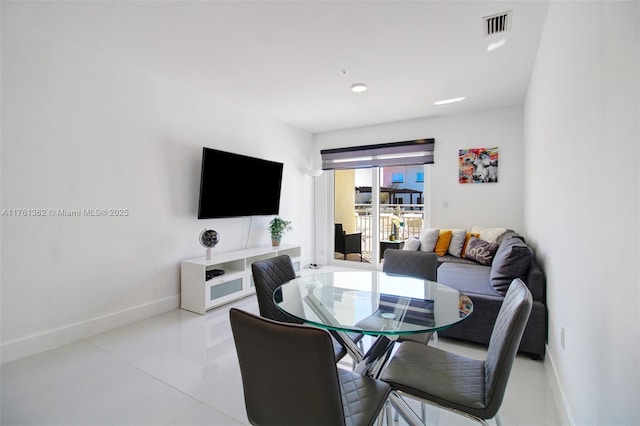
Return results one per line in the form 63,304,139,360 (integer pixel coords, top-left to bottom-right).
487,38,507,52
351,83,368,93
435,97,466,106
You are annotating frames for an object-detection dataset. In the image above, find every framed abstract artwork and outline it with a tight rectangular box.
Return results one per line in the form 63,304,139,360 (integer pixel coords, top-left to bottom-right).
459,147,498,183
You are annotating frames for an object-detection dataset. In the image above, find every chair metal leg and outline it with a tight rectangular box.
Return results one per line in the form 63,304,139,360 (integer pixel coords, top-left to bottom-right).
385,400,393,426
392,398,425,423
353,338,365,369
391,390,500,426
389,391,425,425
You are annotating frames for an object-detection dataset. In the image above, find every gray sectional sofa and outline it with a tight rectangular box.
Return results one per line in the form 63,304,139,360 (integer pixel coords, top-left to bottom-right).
434,231,547,359
393,228,547,359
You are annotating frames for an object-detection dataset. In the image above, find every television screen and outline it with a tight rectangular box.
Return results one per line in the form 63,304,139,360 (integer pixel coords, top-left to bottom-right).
198,147,284,219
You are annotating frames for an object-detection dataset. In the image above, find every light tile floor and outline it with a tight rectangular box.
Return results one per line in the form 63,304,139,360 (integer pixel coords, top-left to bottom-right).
1,295,561,425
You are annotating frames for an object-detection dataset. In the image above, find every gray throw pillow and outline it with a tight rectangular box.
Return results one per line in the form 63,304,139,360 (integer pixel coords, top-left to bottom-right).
419,228,440,253
447,228,467,257
496,230,525,244
490,236,533,295
464,236,499,266
403,236,421,251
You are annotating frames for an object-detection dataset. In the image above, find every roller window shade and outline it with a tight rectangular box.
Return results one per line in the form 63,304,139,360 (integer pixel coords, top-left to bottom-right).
321,139,434,170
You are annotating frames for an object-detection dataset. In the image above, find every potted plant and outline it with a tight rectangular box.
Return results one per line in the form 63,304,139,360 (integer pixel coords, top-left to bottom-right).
390,210,404,241
268,217,292,247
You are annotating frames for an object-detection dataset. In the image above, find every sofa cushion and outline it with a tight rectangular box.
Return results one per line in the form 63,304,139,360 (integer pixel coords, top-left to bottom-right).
465,236,499,266
490,236,533,295
419,228,440,252
437,262,502,297
437,254,478,266
496,230,524,244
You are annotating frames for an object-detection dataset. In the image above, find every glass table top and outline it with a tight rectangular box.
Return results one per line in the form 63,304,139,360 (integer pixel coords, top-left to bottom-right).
274,271,473,337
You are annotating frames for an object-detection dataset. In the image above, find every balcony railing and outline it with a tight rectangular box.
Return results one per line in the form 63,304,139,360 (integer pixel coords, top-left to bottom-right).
352,204,424,258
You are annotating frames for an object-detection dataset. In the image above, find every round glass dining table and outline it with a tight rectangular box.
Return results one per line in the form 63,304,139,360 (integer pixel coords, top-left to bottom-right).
274,270,473,377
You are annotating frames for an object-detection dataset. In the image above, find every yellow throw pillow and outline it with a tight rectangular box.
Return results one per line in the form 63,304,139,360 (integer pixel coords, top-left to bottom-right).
434,230,453,256
461,232,480,258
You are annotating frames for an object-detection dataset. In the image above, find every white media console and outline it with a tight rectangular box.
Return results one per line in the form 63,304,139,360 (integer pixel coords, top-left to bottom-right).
180,244,302,314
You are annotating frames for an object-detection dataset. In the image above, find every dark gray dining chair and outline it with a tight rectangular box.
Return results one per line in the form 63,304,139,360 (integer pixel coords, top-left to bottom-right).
251,255,363,363
380,278,533,426
382,249,439,346
230,308,391,426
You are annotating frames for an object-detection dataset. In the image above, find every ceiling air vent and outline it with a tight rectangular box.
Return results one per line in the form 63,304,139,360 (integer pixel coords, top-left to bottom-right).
483,10,512,36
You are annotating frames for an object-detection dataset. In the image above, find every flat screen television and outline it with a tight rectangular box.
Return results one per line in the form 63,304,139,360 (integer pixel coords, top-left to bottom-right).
198,147,284,219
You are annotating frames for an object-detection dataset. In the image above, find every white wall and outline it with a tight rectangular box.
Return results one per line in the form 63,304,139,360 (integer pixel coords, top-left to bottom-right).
524,1,639,424
1,19,314,362
314,106,525,232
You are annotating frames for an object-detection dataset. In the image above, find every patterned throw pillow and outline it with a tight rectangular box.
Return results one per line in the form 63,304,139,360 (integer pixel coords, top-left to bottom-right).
461,232,480,258
465,236,499,266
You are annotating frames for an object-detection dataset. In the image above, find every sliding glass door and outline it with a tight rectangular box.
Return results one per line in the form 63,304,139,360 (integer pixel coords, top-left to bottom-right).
378,166,425,261
332,166,425,265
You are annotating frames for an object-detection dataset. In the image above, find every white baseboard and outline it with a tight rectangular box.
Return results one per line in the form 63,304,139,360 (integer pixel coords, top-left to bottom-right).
0,295,180,365
544,344,575,425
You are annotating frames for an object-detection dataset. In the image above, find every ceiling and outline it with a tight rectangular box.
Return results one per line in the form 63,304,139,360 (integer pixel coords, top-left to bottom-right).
2,1,550,134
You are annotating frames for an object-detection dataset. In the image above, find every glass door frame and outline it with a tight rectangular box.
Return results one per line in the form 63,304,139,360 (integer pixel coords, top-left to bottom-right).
327,165,429,269
328,169,379,269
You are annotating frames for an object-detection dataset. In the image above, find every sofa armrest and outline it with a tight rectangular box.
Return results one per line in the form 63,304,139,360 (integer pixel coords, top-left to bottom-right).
526,258,545,303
